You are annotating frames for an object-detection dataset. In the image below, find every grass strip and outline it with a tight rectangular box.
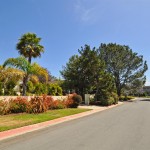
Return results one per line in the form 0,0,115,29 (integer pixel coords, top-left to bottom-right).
0,108,90,132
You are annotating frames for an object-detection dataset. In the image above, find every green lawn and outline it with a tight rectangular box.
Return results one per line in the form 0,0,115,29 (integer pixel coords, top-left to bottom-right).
0,108,90,132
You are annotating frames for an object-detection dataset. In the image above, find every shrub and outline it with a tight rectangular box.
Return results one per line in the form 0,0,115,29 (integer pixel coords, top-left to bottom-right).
47,83,62,96
52,100,66,109
41,95,66,109
101,97,115,106
119,95,125,101
66,93,82,108
119,95,134,101
111,92,119,104
42,95,54,110
0,100,10,115
27,96,48,114
127,96,134,100
9,97,29,113
65,98,74,108
27,95,66,113
34,83,47,95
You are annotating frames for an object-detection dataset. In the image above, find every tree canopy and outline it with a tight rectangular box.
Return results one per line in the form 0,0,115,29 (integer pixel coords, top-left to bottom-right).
16,33,44,63
61,45,114,97
3,57,48,96
99,43,148,96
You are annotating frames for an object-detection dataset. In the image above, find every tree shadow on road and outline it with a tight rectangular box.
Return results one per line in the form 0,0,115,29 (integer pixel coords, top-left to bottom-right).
140,99,150,102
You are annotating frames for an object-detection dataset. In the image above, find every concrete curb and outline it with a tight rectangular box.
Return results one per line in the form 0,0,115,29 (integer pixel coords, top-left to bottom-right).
0,102,123,141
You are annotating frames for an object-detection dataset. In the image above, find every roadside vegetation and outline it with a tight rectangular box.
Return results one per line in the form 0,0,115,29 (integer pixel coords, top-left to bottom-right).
0,108,90,132
0,94,82,115
0,32,148,113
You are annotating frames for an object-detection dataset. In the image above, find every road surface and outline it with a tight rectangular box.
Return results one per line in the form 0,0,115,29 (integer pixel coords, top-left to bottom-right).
0,98,150,150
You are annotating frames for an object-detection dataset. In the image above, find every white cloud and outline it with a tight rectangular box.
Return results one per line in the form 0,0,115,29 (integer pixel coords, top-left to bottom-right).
74,0,96,23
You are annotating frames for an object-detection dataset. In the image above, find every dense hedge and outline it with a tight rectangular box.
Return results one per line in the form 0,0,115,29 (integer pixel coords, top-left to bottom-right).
0,94,82,115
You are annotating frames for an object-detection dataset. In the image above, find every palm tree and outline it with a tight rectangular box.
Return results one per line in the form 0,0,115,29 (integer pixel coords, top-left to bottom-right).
16,33,44,64
3,57,48,96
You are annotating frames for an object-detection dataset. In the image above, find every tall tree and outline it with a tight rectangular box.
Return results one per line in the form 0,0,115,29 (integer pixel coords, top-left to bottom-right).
3,57,48,96
99,43,148,96
61,45,111,97
123,77,146,95
16,33,44,64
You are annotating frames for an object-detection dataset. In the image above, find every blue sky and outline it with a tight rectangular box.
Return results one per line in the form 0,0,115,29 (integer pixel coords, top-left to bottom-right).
0,0,150,85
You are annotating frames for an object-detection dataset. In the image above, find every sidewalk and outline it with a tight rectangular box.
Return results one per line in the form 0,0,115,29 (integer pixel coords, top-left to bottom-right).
0,102,123,141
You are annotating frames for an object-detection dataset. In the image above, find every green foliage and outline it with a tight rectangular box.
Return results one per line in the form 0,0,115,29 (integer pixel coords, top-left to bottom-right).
61,45,107,97
0,82,3,95
66,94,82,108
16,32,44,63
3,57,48,96
94,72,115,101
34,83,47,95
27,81,35,94
119,95,134,101
123,78,145,96
111,92,119,104
47,83,62,96
72,94,82,105
99,43,148,96
96,91,118,106
4,80,17,96
101,97,115,106
0,108,89,131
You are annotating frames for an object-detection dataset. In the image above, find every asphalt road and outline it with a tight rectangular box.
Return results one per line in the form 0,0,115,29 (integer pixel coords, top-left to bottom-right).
0,98,150,150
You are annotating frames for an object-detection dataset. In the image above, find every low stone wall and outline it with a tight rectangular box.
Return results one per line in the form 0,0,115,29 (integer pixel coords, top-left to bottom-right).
0,96,68,101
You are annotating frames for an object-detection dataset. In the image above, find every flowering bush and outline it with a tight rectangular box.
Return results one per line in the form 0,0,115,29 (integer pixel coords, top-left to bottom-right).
42,95,54,110
49,100,66,109
65,98,74,108
9,97,29,113
0,94,82,115
26,95,66,113
27,96,48,114
66,93,82,108
0,100,10,115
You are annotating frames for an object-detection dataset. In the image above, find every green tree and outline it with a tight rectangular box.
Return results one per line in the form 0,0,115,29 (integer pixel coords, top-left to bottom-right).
3,57,48,96
61,45,110,98
0,65,24,95
99,43,148,96
4,80,17,95
47,83,62,96
16,33,44,64
123,77,146,96
27,81,35,94
34,83,47,95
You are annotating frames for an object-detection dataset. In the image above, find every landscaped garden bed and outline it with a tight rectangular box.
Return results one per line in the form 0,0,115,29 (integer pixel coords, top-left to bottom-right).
0,94,90,132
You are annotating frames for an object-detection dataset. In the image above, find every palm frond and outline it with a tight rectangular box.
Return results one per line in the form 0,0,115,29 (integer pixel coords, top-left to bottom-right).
3,56,30,73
